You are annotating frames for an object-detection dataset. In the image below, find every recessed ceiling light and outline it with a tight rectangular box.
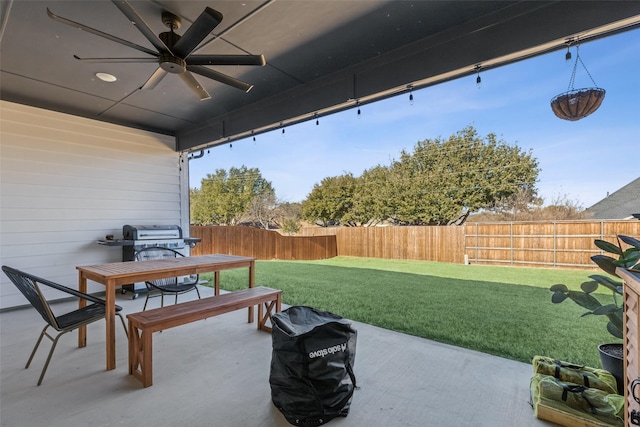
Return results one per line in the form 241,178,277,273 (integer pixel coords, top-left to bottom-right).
95,72,117,82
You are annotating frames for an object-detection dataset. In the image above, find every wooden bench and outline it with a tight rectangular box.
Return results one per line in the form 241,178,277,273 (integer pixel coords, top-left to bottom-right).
127,286,282,387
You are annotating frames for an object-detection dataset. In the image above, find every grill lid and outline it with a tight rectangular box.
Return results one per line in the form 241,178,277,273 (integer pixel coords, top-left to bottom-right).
123,225,183,241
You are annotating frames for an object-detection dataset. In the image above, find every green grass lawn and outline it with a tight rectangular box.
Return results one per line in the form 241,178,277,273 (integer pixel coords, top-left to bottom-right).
200,256,621,368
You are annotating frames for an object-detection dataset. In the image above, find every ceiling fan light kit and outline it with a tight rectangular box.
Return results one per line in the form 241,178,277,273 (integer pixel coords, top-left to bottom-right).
47,0,265,100
95,72,117,82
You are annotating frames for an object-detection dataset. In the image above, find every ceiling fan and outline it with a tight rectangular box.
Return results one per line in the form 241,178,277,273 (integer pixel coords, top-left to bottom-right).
47,0,266,100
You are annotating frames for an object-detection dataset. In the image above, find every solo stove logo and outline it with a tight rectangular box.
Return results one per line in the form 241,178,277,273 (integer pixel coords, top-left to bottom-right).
308,342,348,359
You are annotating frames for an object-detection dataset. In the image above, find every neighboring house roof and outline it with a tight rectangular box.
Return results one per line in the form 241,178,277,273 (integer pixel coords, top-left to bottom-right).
585,177,640,219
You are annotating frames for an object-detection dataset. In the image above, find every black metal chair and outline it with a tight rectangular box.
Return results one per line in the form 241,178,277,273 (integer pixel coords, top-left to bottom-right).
134,247,201,310
1,265,128,386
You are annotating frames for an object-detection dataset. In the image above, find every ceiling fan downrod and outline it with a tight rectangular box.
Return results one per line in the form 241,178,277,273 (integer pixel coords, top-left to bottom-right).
158,11,186,73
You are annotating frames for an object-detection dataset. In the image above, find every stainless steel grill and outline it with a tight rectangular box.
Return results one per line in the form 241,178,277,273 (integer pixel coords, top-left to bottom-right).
98,224,200,298
122,224,190,261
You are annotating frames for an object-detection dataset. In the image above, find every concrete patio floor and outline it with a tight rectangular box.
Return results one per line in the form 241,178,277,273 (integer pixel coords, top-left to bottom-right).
0,285,554,427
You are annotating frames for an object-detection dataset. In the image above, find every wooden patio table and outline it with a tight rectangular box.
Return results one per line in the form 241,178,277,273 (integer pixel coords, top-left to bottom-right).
76,254,256,370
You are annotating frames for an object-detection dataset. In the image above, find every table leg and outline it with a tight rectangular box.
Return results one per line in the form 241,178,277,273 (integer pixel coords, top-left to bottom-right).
78,273,87,348
104,281,116,370
248,261,255,323
214,271,220,296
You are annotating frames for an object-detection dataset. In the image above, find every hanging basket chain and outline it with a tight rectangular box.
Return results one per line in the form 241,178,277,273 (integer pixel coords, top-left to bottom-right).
578,54,599,87
568,45,599,91
567,46,579,91
551,44,605,121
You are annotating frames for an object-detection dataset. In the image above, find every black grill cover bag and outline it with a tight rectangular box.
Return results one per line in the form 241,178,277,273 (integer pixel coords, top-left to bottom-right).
270,306,357,426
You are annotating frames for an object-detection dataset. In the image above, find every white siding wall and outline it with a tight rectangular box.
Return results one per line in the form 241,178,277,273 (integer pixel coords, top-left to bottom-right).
0,101,190,309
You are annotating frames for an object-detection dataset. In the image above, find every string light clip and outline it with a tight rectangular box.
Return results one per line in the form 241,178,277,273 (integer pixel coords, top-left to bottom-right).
474,65,482,88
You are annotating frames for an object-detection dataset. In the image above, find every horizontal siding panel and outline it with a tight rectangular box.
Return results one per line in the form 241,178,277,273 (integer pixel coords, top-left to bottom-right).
0,129,175,160
1,108,174,152
1,194,179,210
0,219,149,234
0,207,183,222
1,182,178,201
1,240,112,260
0,101,184,309
1,170,179,193
3,149,178,185
0,229,126,246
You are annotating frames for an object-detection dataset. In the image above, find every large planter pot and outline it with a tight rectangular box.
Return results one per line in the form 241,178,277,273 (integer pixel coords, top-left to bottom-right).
599,343,624,395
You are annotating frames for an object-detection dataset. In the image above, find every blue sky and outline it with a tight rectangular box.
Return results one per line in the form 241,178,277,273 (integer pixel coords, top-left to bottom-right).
189,29,639,208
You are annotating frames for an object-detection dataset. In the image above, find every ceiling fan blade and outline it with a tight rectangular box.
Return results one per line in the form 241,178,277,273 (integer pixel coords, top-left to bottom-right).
172,7,223,58
187,65,253,93
111,0,172,54
73,55,158,63
187,54,266,66
179,71,212,100
140,67,168,90
47,8,157,56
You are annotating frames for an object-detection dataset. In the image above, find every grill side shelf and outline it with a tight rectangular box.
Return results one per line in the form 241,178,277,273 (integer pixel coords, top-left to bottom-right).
97,240,134,246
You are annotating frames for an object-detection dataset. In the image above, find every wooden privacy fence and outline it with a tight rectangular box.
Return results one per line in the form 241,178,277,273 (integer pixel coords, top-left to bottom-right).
297,226,464,263
190,226,337,260
191,220,640,268
191,225,463,263
464,220,640,269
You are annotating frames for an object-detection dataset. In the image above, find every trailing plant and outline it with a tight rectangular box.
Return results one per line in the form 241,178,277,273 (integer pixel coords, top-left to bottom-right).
550,234,640,339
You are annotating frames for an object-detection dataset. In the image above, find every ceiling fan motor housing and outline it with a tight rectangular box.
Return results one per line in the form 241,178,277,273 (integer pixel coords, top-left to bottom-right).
159,30,186,73
159,53,186,73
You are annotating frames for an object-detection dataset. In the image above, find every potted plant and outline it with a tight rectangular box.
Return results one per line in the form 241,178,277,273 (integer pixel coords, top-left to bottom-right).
550,233,640,393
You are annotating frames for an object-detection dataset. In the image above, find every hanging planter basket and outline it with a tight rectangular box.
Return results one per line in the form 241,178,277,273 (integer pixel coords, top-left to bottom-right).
550,87,606,121
550,44,605,121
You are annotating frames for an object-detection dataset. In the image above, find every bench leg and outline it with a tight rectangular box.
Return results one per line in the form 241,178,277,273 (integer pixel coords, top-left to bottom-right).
257,295,282,332
129,321,154,388
128,319,137,375
140,329,153,387
258,302,264,331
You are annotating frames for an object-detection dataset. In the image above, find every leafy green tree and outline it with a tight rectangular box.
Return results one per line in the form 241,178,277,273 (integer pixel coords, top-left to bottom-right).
301,174,357,226
300,125,539,226
190,166,274,225
280,218,301,235
347,165,394,226
387,126,539,225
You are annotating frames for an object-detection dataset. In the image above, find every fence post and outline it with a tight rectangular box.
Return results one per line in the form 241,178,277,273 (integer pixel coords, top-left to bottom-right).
553,222,557,268
510,222,514,265
475,223,479,263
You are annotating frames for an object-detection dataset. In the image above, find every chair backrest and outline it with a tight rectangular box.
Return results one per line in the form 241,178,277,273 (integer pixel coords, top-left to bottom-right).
134,247,184,287
2,266,59,329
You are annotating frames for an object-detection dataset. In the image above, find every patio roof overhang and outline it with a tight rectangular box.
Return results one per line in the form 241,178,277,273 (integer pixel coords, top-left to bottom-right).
1,1,639,152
